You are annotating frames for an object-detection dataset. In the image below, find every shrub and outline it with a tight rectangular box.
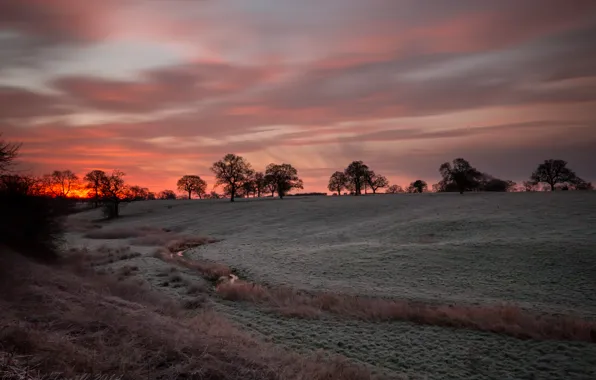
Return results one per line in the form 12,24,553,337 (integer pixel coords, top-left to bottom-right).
0,175,65,261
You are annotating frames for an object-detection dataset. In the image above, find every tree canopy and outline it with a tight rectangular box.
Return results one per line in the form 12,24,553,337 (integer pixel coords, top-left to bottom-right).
407,180,428,193
439,158,483,194
364,171,389,194
530,159,583,191
265,163,303,199
177,175,207,199
211,154,254,202
344,161,369,195
328,171,348,195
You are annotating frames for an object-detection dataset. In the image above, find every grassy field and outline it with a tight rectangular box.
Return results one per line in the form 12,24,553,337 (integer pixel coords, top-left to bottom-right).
58,191,596,379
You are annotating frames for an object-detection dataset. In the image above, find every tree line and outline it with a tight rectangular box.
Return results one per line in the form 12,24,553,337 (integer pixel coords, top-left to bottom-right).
327,158,592,195
2,131,593,221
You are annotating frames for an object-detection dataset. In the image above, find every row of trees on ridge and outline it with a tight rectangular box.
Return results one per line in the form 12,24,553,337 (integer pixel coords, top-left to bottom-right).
327,158,592,195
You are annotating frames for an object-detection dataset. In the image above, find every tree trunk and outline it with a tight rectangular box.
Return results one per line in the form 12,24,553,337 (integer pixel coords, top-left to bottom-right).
271,190,275,197
188,190,192,200
114,202,119,218
550,183,555,191
230,185,235,202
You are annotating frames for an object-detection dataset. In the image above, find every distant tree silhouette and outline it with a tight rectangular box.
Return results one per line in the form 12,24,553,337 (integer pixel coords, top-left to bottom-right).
522,180,537,192
208,191,221,199
407,180,427,193
530,159,583,191
158,190,177,200
265,176,277,197
129,186,149,200
241,176,256,198
344,161,369,195
99,170,128,218
84,170,106,208
571,179,593,190
439,158,482,194
177,175,207,199
0,134,20,173
386,184,403,194
43,170,79,197
211,154,253,202
476,173,515,192
364,171,388,194
147,191,157,200
328,171,348,195
265,163,303,199
254,172,266,197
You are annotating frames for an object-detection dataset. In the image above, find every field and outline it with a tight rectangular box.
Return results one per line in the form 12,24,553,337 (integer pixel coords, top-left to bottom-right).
64,192,596,379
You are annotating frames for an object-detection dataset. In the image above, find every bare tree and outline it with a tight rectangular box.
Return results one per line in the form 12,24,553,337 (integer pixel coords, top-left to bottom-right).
344,161,369,195
364,171,388,194
530,159,582,191
265,163,303,199
99,170,129,218
328,171,348,195
439,158,482,194
129,186,149,200
254,172,266,197
211,154,253,202
0,134,21,173
407,180,428,193
44,170,79,197
265,176,277,197
386,184,403,194
158,190,177,200
177,175,207,199
84,170,107,208
241,177,256,198
522,181,536,192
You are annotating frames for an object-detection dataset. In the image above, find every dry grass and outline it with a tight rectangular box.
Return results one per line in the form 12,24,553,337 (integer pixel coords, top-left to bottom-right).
156,249,233,281
215,281,596,343
83,226,165,239
165,237,219,253
0,248,384,380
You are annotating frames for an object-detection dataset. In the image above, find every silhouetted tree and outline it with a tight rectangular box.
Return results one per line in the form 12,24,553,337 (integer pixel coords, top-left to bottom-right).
254,172,266,197
522,180,537,192
211,154,253,202
439,158,482,194
147,192,157,200
571,179,593,190
530,159,582,191
265,163,303,199
386,184,403,194
364,171,388,194
99,170,128,218
407,180,427,193
177,175,207,199
480,175,516,192
158,190,177,200
43,170,79,198
0,134,20,173
84,170,106,208
208,191,221,199
240,177,256,198
129,186,149,200
344,161,369,196
328,171,348,195
265,176,277,197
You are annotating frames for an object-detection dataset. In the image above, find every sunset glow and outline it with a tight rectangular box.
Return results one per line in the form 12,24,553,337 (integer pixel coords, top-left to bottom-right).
1,1,595,193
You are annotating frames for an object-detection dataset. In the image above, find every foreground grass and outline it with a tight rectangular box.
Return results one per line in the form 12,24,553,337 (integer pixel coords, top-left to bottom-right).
153,250,596,343
0,248,384,380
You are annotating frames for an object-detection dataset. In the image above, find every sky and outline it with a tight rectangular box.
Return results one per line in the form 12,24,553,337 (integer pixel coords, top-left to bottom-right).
1,0,596,193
